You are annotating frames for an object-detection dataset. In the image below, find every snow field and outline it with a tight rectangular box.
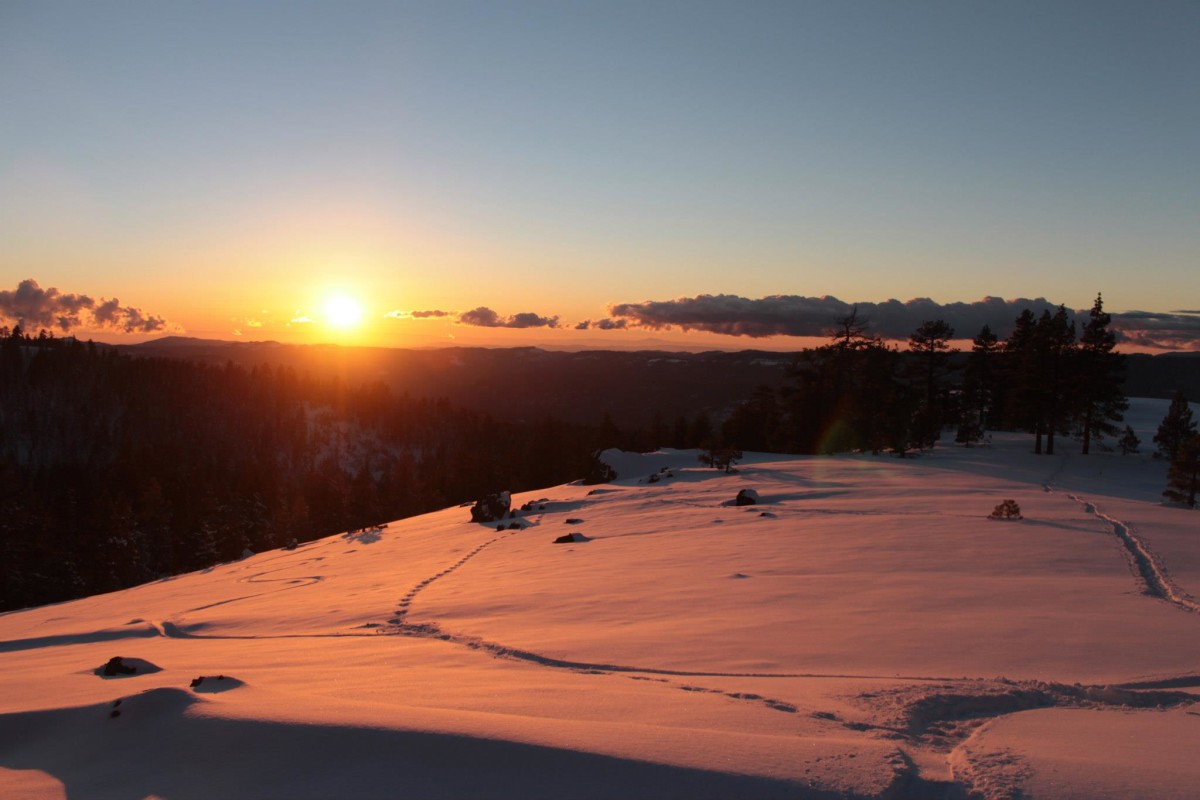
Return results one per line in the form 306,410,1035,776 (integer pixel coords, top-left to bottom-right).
1,399,1198,799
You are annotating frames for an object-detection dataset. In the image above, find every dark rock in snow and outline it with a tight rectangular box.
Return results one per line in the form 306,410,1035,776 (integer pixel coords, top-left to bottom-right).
470,491,511,523
190,674,244,693
735,489,759,506
102,657,137,677
553,532,590,544
564,518,584,524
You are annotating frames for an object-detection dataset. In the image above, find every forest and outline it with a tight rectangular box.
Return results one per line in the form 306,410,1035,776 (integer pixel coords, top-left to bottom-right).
721,294,1132,458
0,330,683,611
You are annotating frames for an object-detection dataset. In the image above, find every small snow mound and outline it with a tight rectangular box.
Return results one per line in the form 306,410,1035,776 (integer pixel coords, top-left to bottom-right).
730,573,751,579
94,656,162,678
189,674,245,693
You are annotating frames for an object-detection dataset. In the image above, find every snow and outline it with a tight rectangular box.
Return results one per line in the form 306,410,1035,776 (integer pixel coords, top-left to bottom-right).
1,398,1197,799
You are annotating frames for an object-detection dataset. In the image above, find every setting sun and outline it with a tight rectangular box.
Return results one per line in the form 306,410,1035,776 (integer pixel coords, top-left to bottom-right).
323,295,364,329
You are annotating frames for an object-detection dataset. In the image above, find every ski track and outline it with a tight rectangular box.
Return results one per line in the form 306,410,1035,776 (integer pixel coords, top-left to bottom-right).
1064,492,1198,614
373,527,970,718
1038,450,1197,614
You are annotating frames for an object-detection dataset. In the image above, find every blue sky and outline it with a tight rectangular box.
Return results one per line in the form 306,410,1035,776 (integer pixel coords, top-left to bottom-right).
1,1,1197,348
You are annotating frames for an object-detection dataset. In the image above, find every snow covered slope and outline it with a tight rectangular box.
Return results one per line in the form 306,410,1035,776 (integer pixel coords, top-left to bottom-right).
1,399,1197,799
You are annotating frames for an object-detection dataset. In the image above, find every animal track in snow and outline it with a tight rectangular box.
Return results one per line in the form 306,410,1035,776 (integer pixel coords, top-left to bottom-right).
1064,492,1199,613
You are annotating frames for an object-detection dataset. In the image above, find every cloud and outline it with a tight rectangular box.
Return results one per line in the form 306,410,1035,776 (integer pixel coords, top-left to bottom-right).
0,278,168,334
457,307,559,329
384,309,452,319
1109,311,1200,351
607,294,1078,340
606,293,1200,350
575,318,628,331
289,315,313,325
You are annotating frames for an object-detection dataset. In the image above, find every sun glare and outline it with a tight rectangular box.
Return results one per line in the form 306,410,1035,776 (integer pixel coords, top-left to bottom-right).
323,295,364,329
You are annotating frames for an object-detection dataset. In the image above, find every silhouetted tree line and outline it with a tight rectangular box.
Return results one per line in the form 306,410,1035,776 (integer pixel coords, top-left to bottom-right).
0,327,701,611
720,294,1130,458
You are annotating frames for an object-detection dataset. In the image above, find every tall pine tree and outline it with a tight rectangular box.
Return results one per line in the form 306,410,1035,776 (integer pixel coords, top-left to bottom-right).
1075,293,1127,454
907,319,955,448
1163,434,1200,508
1154,390,1197,460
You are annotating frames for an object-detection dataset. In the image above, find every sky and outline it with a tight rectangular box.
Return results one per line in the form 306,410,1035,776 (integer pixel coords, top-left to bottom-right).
1,0,1197,350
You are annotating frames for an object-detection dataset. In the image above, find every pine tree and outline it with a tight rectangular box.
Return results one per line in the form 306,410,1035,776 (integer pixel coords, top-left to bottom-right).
1163,434,1200,508
1041,306,1076,456
1003,309,1042,444
1075,293,1127,454
1118,425,1140,455
961,324,1000,431
1154,390,1197,460
907,319,955,448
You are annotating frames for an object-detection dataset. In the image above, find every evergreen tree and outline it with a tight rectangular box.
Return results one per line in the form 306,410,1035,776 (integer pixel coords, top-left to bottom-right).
723,385,781,453
1003,309,1041,441
1163,433,1200,508
1154,390,1197,460
961,325,1000,431
907,319,955,447
1118,425,1140,455
1040,306,1076,456
1075,293,1127,454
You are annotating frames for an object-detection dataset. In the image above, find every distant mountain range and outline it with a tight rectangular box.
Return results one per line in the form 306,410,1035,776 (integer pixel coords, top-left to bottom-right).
118,337,1200,426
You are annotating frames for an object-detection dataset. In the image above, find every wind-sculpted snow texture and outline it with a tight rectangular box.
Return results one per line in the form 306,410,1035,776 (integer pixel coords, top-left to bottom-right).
1,399,1198,799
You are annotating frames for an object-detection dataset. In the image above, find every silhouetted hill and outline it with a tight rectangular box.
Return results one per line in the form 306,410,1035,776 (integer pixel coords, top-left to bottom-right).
120,340,794,426
121,339,1200,427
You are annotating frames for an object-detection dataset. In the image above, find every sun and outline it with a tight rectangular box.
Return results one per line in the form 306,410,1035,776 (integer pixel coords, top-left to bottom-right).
323,294,364,329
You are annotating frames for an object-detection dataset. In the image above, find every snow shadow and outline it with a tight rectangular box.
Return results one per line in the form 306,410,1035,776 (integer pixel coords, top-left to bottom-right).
0,624,160,654
0,689,828,800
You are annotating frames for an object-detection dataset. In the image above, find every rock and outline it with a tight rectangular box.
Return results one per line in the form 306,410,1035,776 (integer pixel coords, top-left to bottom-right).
553,532,590,544
102,657,137,677
190,675,228,688
507,522,523,530
564,518,584,524
735,489,759,506
470,491,512,523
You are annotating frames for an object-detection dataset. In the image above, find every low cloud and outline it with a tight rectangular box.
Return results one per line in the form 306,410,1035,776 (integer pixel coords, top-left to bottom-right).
457,307,559,329
607,293,1200,350
575,318,629,331
0,278,168,334
1109,311,1200,351
384,309,452,320
608,294,1064,339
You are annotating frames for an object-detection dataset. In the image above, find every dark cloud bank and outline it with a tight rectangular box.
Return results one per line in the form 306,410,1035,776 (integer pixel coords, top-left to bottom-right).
458,307,559,329
0,279,167,334
604,294,1200,350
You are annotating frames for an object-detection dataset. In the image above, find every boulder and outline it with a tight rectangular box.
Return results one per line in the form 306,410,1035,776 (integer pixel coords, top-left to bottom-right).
553,532,590,544
735,489,759,506
102,656,137,677
470,491,512,523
